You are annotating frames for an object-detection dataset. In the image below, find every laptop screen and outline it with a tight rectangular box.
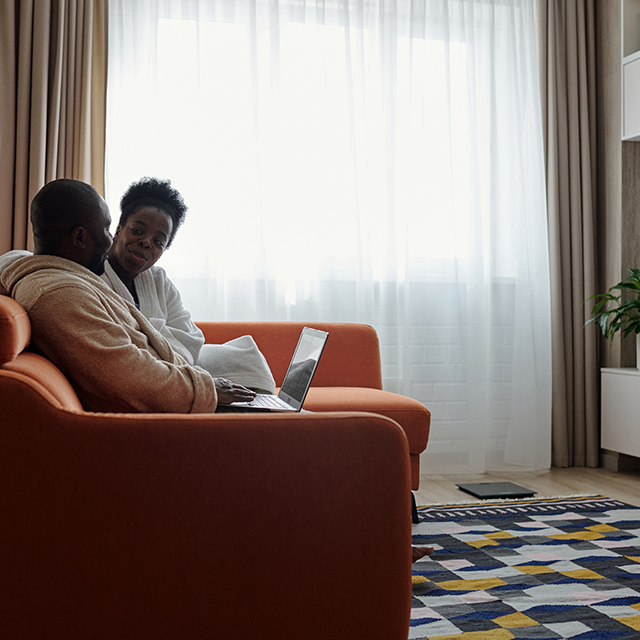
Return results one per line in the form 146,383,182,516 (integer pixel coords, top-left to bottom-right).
278,328,328,406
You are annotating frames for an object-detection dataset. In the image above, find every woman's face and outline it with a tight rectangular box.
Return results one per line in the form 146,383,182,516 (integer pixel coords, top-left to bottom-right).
110,206,173,279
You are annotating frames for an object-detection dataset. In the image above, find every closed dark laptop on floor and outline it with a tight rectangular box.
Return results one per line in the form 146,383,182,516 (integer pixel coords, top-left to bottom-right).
456,482,536,499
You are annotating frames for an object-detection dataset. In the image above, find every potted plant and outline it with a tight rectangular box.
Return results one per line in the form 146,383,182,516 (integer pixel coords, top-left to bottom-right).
586,268,640,368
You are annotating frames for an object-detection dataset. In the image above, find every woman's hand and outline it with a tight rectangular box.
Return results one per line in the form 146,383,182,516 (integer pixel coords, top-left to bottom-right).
214,378,257,404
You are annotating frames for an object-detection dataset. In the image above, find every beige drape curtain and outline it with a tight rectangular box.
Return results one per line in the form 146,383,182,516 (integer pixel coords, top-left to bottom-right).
0,0,107,254
538,0,599,468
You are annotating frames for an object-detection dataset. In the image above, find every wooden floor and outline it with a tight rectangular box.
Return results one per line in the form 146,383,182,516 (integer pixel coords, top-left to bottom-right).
415,467,640,508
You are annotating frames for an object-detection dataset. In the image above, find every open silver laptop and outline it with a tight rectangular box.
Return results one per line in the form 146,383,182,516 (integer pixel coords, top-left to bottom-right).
218,327,328,412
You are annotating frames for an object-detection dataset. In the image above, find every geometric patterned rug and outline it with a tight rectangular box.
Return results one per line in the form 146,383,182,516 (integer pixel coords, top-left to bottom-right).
411,496,640,639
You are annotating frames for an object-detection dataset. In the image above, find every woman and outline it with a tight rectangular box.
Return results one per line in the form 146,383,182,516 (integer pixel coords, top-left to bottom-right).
101,177,276,394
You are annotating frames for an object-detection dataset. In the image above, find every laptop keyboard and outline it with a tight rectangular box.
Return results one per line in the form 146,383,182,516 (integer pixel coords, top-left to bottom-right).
247,394,289,409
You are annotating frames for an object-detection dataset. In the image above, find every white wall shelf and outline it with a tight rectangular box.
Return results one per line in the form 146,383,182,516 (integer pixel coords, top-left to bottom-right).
601,367,640,459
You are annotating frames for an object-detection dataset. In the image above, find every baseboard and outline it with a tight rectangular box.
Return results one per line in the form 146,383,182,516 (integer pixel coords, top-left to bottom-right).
600,449,640,472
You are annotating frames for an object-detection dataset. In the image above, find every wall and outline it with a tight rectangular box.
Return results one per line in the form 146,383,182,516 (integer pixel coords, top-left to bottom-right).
597,0,640,370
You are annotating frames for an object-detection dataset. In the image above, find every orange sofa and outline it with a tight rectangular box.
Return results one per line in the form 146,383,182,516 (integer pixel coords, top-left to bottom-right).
0,295,418,639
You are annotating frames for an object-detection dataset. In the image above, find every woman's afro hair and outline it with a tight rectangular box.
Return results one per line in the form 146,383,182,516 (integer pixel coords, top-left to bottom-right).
119,177,188,247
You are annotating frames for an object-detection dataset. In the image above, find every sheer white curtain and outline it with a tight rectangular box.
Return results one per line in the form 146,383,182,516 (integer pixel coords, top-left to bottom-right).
106,0,551,474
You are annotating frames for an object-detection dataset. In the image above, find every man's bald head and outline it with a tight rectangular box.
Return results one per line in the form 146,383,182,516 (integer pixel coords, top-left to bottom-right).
32,179,103,245
31,179,113,275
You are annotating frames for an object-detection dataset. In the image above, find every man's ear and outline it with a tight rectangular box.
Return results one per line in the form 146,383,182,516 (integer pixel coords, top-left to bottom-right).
70,226,88,249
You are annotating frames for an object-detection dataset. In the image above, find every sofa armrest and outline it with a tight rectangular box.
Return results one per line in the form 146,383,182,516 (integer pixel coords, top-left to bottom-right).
0,393,411,639
196,321,384,389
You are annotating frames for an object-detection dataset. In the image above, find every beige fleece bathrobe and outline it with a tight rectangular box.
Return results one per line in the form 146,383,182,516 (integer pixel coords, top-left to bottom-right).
1,255,217,414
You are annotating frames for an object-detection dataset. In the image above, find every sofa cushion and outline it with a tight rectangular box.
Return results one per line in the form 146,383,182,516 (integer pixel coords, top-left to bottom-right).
303,387,430,455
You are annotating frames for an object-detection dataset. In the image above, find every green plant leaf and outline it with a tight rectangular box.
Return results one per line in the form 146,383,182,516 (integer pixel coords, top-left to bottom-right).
584,269,640,341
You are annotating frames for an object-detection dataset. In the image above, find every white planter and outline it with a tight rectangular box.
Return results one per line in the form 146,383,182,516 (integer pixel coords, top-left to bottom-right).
637,333,640,370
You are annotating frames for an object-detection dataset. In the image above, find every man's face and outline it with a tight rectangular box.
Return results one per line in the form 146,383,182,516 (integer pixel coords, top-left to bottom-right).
86,199,113,276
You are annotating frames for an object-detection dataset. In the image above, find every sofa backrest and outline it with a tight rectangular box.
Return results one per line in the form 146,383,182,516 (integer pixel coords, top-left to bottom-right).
196,321,384,389
0,294,385,413
0,295,84,412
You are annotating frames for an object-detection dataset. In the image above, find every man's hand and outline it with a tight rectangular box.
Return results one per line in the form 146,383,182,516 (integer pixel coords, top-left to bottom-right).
214,378,257,404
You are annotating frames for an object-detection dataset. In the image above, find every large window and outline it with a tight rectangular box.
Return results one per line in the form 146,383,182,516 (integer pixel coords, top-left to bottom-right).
107,0,551,473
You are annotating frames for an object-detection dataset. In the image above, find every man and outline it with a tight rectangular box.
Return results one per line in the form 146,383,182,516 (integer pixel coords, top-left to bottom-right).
0,179,255,413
